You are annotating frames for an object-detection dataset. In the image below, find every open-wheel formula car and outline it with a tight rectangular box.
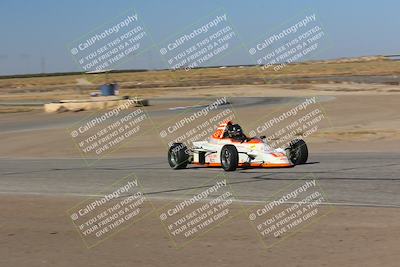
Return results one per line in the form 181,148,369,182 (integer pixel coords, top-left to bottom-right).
168,121,308,171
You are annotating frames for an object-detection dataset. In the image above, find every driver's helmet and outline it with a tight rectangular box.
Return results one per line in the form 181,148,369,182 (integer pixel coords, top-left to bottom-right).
227,124,244,138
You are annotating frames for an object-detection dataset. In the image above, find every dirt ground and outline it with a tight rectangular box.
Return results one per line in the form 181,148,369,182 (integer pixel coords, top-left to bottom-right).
0,195,399,267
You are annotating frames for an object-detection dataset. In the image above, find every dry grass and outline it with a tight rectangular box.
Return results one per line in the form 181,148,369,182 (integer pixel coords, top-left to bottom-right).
1,59,399,90
0,59,399,104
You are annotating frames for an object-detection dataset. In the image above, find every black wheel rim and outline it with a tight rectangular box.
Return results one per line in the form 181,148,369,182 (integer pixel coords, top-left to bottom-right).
222,149,231,165
290,147,300,163
170,151,178,165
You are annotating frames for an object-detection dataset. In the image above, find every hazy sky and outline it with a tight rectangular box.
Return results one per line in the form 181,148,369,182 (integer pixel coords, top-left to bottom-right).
0,0,399,75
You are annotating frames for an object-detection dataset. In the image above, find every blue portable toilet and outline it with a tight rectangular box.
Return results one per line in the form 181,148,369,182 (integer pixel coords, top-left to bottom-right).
100,84,115,96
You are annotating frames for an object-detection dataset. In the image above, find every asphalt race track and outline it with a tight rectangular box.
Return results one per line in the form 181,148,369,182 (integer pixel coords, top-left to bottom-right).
1,97,399,208
1,153,399,207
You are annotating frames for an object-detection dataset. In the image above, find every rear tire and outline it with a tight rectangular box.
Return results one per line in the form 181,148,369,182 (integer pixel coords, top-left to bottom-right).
168,143,189,169
286,139,308,165
220,145,238,171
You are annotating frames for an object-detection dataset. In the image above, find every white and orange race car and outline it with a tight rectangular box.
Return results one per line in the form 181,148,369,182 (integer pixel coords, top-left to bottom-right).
168,121,308,171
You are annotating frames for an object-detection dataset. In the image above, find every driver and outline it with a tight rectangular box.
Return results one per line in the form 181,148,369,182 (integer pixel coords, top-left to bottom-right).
226,124,248,141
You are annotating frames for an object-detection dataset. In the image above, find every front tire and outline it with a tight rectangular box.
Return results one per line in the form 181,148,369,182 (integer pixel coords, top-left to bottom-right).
220,145,238,171
168,143,189,169
286,139,308,165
